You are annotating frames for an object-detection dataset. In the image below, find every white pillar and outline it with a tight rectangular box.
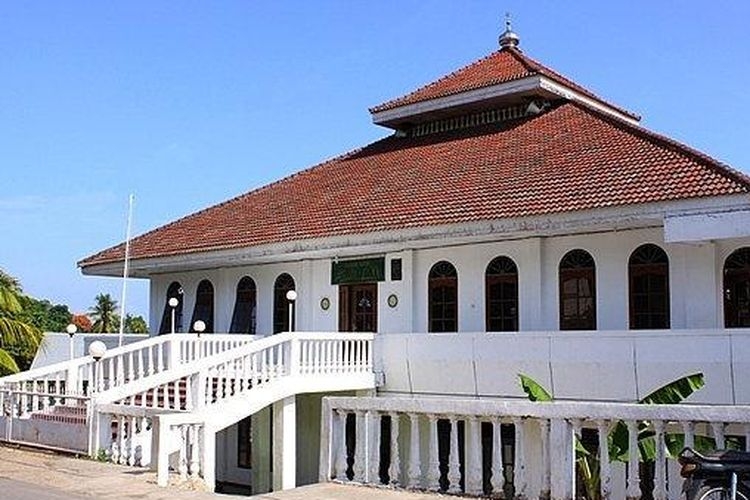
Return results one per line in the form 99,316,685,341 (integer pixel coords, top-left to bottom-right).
513,417,528,500
368,411,380,484
388,413,401,486
540,419,551,500
447,417,461,494
334,410,349,481
427,414,440,490
202,425,216,491
466,416,483,496
598,420,612,500
653,420,667,500
407,413,421,489
550,419,574,500
491,418,505,498
626,420,642,500
353,410,367,482
272,396,297,490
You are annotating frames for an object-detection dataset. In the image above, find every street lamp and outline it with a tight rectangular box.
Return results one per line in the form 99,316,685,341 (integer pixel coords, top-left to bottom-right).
88,341,107,393
168,297,179,334
286,290,297,332
193,320,206,338
66,323,77,361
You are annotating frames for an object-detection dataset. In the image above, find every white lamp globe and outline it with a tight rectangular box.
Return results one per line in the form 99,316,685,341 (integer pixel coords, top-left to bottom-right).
88,341,107,361
66,323,77,336
168,297,179,308
286,290,297,302
193,320,206,333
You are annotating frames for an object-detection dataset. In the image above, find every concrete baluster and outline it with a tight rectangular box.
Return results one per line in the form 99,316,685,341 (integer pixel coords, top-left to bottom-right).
426,414,440,490
447,416,462,494
513,417,528,500
389,413,401,487
653,420,667,500
491,418,505,498
368,411,381,484
466,416,484,496
540,418,551,500
335,410,349,480
407,413,421,489
179,425,188,480
189,424,201,479
745,423,750,452
353,410,367,482
682,421,695,450
598,420,612,500
626,420,642,500
128,416,137,466
711,422,726,449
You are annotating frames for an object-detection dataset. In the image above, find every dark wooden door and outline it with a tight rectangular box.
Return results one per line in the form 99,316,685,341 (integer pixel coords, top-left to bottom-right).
339,284,377,332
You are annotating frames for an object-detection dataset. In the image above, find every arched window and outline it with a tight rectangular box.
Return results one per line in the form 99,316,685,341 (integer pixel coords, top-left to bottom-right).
724,247,750,328
230,277,257,334
158,282,183,334
190,280,214,333
559,250,596,330
485,256,518,331
273,273,296,334
428,261,458,333
629,244,670,329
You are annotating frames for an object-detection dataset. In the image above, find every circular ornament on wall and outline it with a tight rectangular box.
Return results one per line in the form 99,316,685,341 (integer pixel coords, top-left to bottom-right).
387,294,398,308
320,297,331,311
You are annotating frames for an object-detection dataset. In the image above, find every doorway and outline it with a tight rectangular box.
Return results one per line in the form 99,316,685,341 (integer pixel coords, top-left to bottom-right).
339,283,377,332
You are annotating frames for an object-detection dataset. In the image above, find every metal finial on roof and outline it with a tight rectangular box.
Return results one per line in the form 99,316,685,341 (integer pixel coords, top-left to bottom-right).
498,12,520,49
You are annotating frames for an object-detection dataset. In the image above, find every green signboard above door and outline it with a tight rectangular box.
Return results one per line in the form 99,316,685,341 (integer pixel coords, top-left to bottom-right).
331,257,385,285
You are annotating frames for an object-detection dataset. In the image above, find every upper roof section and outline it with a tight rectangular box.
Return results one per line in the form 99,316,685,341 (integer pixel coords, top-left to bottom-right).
370,23,640,129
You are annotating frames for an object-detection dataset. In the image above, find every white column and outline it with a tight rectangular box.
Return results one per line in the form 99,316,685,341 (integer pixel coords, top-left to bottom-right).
466,416,483,496
427,414,440,491
491,418,505,498
550,419,574,500
711,422,726,449
513,417,528,500
272,396,297,490
540,419,551,500
407,413,421,489
653,420,667,500
598,420,612,500
368,411,381,484
447,417,461,494
353,410,367,482
389,413,401,486
626,420,642,500
335,410,349,481
202,424,216,491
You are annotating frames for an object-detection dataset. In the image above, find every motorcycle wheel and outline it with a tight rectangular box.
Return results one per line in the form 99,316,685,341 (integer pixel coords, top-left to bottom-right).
696,485,749,500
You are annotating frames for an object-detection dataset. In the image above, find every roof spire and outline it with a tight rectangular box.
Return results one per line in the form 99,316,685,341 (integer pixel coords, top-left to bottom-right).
498,12,520,49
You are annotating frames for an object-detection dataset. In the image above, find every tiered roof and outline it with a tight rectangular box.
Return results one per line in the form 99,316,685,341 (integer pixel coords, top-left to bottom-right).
80,28,749,270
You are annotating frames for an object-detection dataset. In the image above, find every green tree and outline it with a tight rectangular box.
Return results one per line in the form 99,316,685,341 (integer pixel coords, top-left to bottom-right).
16,296,71,332
124,314,148,334
0,269,43,375
90,293,119,333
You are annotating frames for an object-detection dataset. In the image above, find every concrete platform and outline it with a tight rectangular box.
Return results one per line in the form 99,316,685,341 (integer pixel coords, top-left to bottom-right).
0,444,443,499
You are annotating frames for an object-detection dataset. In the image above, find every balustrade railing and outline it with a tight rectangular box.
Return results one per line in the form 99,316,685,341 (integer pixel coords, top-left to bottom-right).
321,397,750,499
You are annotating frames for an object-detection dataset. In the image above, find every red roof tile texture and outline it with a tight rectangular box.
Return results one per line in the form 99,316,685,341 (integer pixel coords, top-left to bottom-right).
80,102,749,268
370,47,640,120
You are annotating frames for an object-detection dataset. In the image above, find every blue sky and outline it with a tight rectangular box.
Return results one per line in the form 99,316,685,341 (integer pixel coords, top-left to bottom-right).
1,1,749,323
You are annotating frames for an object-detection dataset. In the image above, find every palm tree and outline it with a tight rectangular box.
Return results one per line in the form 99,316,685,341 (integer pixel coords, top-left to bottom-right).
0,269,43,375
90,293,118,333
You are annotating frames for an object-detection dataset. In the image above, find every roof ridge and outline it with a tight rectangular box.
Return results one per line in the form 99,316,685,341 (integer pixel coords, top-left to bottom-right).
77,141,386,267
369,49,513,113
567,100,750,190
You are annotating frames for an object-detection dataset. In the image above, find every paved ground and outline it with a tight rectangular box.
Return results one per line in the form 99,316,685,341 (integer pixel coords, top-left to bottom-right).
0,444,445,500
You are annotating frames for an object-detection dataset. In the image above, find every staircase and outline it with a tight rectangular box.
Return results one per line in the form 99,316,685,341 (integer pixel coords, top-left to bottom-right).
0,331,375,490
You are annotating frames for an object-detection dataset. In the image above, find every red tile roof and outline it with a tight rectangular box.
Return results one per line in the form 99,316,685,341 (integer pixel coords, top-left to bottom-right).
80,102,749,269
370,47,641,121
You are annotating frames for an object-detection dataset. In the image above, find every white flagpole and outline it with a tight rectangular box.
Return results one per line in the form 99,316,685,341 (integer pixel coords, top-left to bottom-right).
118,194,135,348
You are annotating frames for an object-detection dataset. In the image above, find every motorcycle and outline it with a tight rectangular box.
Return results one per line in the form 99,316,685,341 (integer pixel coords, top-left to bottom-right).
679,448,750,500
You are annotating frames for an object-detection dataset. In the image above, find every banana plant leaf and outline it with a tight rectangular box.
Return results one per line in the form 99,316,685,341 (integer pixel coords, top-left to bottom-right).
640,373,705,405
518,373,553,402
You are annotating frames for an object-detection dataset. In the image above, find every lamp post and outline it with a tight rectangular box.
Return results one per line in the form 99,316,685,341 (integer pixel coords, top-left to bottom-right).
88,341,107,394
286,290,297,332
66,323,77,361
193,320,206,359
168,297,179,334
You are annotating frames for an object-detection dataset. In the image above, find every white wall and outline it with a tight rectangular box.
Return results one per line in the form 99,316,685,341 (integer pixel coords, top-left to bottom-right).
147,229,750,335
375,329,750,404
